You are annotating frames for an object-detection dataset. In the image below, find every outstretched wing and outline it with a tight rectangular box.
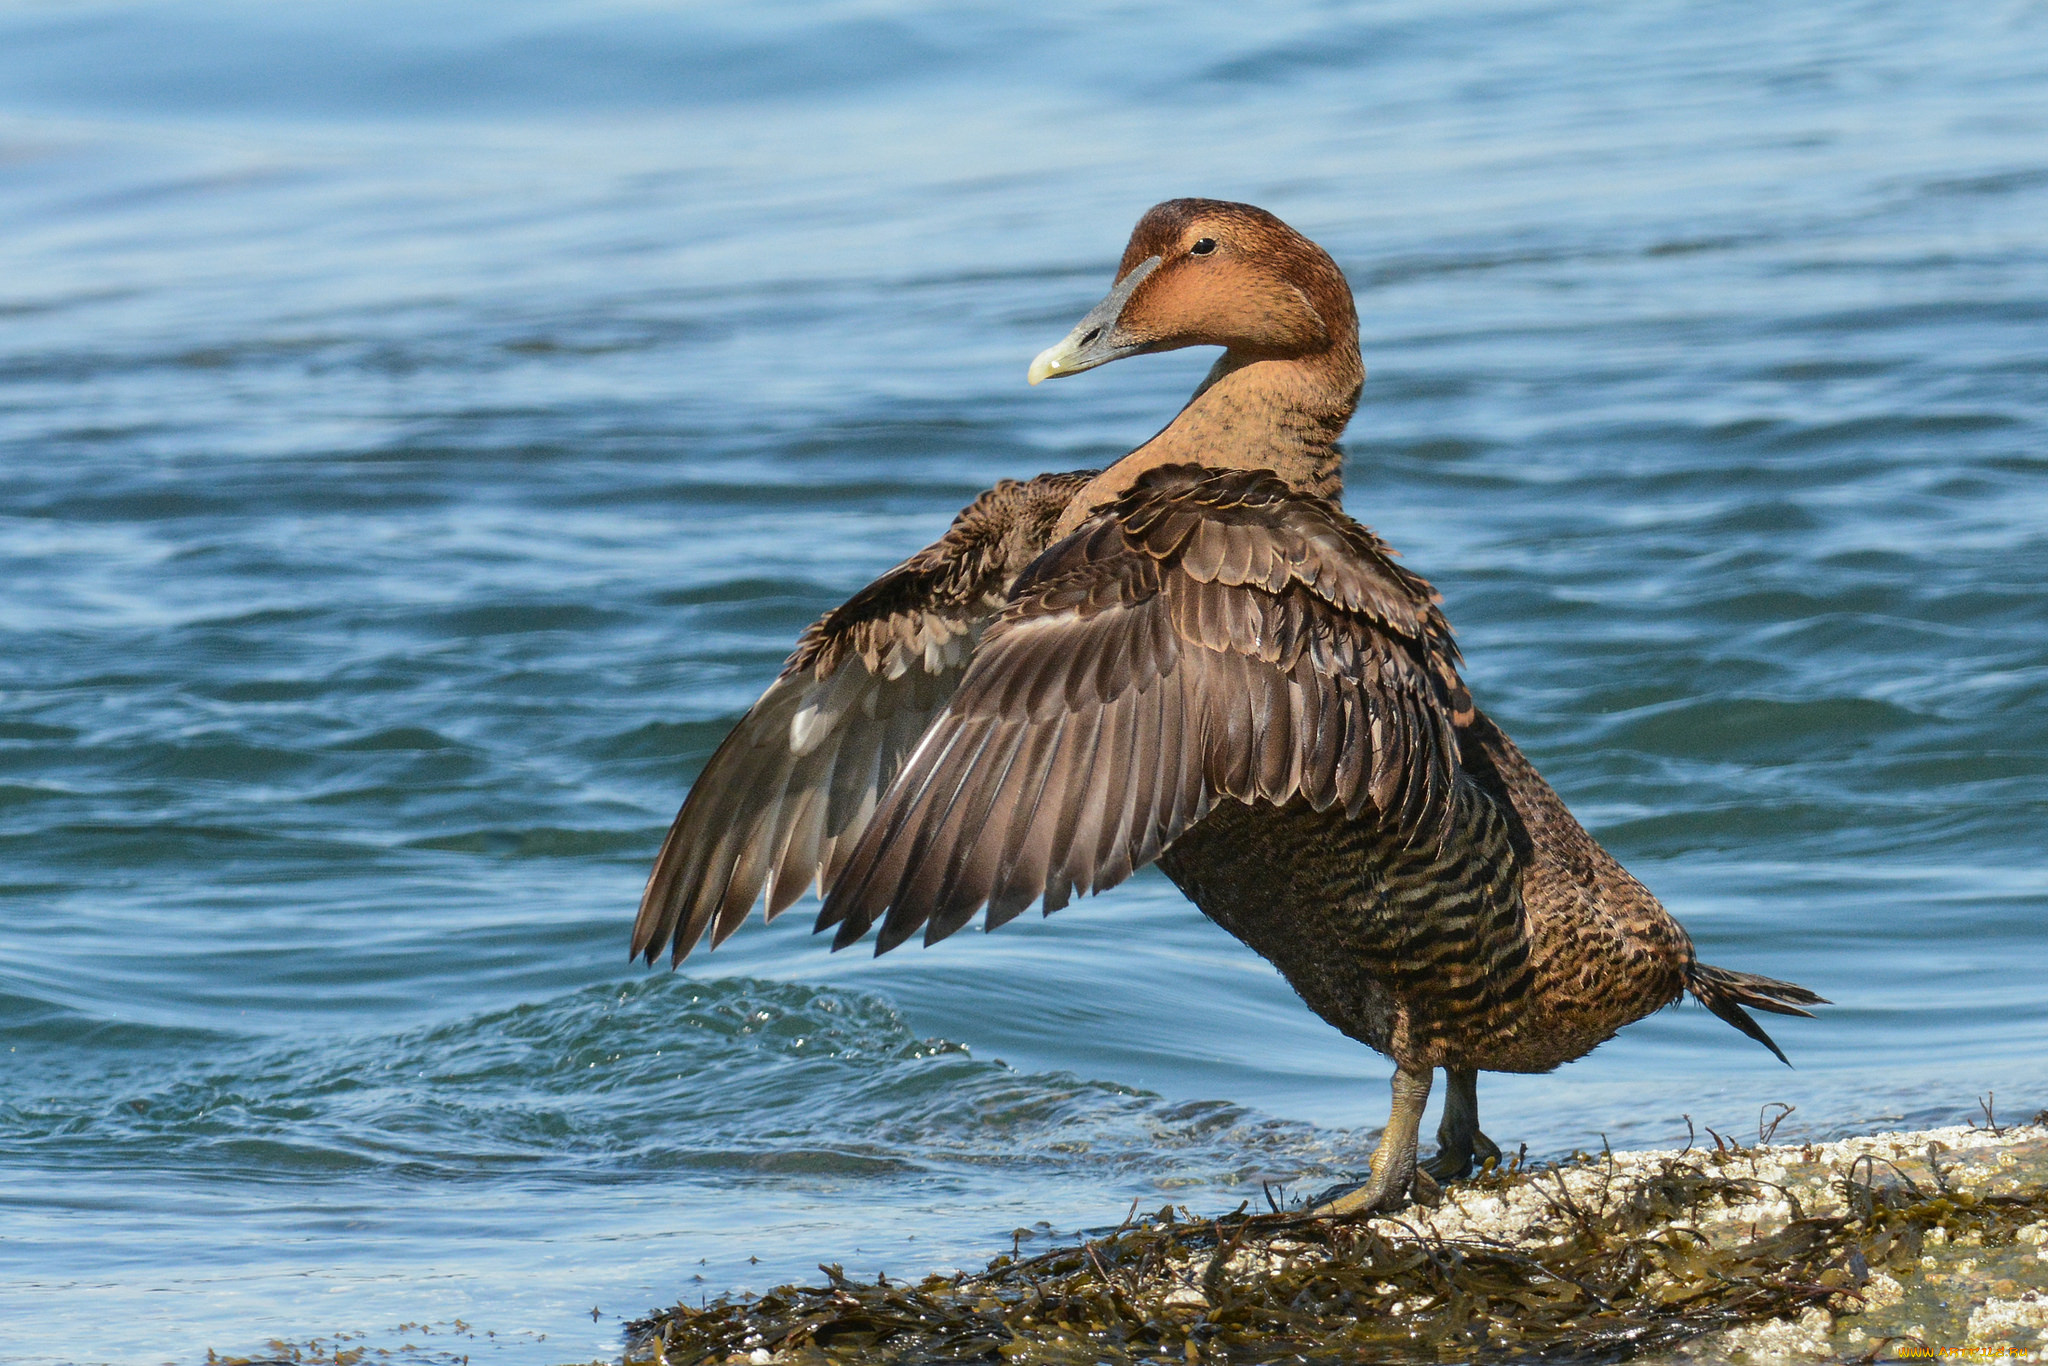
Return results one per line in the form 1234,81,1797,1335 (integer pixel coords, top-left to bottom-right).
819,464,1475,954
632,471,1094,966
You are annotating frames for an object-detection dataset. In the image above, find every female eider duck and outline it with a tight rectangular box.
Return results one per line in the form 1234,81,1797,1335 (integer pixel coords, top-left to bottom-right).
631,199,1826,1214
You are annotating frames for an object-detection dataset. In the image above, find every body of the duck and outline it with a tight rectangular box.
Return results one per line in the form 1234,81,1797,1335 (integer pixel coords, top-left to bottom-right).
631,199,1824,1212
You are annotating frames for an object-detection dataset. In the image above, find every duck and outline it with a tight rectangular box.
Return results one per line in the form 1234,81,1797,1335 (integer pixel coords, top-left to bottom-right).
630,198,1826,1214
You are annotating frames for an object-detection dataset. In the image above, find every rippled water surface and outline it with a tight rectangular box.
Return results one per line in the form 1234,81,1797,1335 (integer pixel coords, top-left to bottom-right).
3,2,2047,1361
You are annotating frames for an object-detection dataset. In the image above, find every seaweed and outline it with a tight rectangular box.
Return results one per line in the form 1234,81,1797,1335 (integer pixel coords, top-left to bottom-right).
627,1140,2048,1366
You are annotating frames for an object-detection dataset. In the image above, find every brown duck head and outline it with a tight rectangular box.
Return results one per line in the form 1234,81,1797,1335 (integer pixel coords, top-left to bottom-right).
1028,199,1359,385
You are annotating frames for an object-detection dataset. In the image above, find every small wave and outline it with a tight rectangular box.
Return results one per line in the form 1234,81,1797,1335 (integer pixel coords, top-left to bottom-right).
1914,168,2048,199
0,720,78,742
1761,411,2022,453
0,782,65,809
1196,17,1422,86
118,736,320,782
0,978,1361,1196
328,726,472,753
405,826,651,858
1599,695,1920,762
590,718,740,763
651,576,831,610
426,602,633,637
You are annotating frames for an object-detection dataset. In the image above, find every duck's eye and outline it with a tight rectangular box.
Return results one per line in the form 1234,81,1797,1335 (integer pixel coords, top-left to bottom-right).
1189,238,1217,256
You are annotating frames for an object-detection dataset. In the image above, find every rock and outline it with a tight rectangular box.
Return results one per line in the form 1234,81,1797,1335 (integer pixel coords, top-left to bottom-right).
1968,1292,2048,1347
1690,1306,1834,1362
629,1119,2048,1366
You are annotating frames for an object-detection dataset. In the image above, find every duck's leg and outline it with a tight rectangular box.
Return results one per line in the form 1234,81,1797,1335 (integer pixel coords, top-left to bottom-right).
1422,1067,1502,1181
1311,1064,1434,1216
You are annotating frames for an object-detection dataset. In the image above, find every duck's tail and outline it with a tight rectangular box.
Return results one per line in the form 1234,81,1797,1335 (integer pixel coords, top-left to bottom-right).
1687,963,1829,1066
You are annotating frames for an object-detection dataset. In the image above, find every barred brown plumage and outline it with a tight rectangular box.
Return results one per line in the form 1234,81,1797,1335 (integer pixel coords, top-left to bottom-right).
633,197,1827,1215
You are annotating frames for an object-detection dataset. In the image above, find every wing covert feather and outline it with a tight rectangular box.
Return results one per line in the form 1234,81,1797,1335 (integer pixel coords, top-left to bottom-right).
822,464,1473,954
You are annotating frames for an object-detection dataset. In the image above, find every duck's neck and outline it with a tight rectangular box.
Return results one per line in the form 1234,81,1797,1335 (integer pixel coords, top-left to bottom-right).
1054,346,1363,536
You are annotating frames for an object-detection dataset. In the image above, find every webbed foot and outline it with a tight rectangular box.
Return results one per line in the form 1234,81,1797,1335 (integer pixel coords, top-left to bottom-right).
1308,1064,1433,1217
1421,1129,1501,1181
1306,1165,1438,1216
1420,1067,1500,1181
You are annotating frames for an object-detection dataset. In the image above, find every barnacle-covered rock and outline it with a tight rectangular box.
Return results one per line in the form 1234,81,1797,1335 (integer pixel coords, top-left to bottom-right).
629,1117,2048,1365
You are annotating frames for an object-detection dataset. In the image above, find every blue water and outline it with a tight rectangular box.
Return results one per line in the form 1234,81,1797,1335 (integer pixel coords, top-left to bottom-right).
2,2,2046,1361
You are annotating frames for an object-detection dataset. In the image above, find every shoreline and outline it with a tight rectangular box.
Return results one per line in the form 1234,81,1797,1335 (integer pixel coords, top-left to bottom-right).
630,1115,2048,1365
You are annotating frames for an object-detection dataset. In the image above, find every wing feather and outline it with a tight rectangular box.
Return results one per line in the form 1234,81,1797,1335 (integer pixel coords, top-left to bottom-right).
630,470,1095,966
819,464,1471,952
